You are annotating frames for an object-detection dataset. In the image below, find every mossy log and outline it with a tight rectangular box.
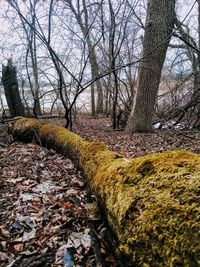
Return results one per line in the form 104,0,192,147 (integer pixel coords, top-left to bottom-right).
10,118,200,267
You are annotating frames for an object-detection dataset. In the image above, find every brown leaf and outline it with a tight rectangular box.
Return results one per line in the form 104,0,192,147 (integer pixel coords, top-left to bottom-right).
14,243,24,252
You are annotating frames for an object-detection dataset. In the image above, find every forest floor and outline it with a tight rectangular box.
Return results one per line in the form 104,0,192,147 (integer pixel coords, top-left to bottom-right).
0,113,200,267
73,114,200,157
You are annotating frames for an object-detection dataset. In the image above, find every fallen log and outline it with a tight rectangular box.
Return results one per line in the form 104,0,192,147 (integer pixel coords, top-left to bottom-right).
10,118,200,266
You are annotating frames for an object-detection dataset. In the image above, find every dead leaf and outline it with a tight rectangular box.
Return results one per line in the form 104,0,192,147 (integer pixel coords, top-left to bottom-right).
22,229,36,242
0,251,9,261
67,231,91,249
14,243,24,252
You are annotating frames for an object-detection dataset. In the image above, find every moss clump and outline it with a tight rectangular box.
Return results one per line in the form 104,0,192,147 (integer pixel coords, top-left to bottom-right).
10,118,200,266
117,151,200,267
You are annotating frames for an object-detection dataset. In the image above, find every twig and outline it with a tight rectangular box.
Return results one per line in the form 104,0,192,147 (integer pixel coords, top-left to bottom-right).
0,141,7,148
37,115,63,119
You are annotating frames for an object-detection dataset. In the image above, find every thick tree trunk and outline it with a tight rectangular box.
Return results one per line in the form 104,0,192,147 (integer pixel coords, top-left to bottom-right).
127,0,175,132
2,59,25,117
10,118,200,266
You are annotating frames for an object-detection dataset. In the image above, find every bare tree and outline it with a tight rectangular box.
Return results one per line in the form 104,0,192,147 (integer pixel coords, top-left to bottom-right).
64,0,104,115
2,0,154,130
8,0,42,116
162,1,200,129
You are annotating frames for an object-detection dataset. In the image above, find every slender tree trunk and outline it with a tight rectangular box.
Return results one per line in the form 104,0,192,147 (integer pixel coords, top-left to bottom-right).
108,0,118,129
193,0,200,94
91,83,96,116
196,0,200,89
127,0,175,133
30,15,42,116
192,0,200,128
66,0,104,115
87,38,103,114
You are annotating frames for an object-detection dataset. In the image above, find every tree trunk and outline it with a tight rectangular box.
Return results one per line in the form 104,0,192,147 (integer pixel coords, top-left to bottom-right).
127,0,175,133
10,118,200,267
66,0,104,115
87,38,104,114
109,0,118,129
192,0,200,128
2,59,25,117
30,13,42,117
91,83,96,116
195,0,200,93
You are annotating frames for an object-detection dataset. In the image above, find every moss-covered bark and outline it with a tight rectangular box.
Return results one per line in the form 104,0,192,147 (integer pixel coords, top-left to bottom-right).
11,118,200,267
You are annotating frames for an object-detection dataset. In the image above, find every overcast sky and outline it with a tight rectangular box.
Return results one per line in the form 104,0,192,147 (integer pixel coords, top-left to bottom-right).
0,0,198,82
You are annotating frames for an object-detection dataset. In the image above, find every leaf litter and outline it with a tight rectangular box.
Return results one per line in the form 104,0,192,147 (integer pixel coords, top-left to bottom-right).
0,125,118,267
72,114,200,157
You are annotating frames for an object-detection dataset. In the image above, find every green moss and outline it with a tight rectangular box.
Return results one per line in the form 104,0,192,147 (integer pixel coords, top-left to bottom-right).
116,151,200,266
83,150,200,266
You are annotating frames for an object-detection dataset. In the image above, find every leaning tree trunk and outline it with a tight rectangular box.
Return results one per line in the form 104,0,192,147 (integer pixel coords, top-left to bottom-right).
2,59,25,117
127,0,175,133
10,118,200,267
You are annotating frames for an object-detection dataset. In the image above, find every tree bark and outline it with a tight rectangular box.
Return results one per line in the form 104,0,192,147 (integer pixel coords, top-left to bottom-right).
127,0,175,132
91,83,96,116
10,118,200,267
87,38,104,114
21,0,42,117
192,0,200,128
2,59,25,117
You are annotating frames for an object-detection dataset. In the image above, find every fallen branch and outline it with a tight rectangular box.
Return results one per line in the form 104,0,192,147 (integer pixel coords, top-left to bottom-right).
0,116,24,124
10,118,200,266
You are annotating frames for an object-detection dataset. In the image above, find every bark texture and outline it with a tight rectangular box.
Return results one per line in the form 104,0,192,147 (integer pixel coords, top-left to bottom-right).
127,0,175,132
10,118,200,266
2,59,25,117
